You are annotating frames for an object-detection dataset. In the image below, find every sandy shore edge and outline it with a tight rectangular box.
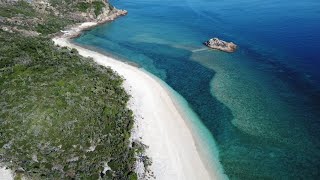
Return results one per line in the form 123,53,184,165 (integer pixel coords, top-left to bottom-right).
52,21,227,179
0,18,227,179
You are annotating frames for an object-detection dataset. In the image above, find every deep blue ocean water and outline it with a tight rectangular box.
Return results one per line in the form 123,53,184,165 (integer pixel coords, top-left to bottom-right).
75,0,320,178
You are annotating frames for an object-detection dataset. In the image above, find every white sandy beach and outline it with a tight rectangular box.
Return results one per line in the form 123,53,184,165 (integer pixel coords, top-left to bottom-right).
52,22,226,180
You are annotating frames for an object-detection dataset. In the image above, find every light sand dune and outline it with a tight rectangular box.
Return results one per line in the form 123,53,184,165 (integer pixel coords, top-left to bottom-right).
0,167,13,180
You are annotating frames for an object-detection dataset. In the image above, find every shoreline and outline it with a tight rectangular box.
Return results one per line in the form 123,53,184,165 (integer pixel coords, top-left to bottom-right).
70,40,227,179
54,21,227,179
57,9,128,39
161,82,228,180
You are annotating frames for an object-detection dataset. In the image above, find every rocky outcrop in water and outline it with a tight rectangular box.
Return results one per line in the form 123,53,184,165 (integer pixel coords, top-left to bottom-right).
204,38,237,52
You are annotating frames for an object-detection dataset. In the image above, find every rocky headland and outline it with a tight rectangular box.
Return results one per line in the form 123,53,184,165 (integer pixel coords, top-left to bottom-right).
0,0,127,37
204,37,237,52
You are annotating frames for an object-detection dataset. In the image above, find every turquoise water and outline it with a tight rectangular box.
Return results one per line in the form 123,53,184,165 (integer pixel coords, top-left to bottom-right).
75,0,320,178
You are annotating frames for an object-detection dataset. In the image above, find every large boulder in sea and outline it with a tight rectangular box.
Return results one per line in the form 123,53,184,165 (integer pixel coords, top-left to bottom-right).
204,37,237,52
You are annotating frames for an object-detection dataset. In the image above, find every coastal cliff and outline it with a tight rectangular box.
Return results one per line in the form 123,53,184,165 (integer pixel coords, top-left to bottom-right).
0,1,142,179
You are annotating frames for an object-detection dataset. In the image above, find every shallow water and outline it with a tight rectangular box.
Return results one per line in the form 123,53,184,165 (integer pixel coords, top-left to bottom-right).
75,0,320,178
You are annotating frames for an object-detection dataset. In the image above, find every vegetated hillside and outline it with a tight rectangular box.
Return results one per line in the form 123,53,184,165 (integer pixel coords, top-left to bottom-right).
0,1,144,179
0,0,116,36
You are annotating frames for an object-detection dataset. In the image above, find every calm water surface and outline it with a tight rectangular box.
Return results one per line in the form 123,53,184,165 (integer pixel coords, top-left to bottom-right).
75,0,320,178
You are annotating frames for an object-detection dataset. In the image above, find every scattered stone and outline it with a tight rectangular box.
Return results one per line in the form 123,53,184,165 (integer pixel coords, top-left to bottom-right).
67,156,79,162
32,154,39,163
16,167,25,173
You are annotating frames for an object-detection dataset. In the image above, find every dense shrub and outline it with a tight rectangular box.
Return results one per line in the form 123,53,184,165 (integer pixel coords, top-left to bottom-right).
92,1,106,16
77,2,91,12
0,30,136,179
0,1,35,18
75,1,106,16
0,1,144,179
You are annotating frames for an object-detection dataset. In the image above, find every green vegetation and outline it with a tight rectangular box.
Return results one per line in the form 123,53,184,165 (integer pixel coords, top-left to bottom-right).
76,1,106,16
92,1,105,16
0,0,111,36
36,17,73,35
0,1,78,36
128,172,138,180
0,0,142,179
0,29,137,179
0,1,35,18
77,2,91,12
50,0,73,7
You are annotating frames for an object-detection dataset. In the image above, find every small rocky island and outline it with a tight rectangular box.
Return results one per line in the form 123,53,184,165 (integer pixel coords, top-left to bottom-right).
204,38,237,52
